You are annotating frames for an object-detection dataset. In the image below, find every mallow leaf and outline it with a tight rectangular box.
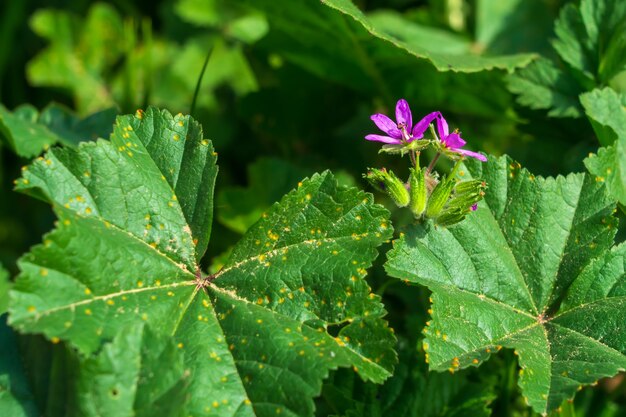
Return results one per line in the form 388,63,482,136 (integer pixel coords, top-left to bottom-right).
385,155,626,414
8,107,395,417
583,88,626,204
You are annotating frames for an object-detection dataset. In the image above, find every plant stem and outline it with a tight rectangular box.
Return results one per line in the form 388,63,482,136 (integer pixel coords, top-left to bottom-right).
426,152,441,174
190,45,213,118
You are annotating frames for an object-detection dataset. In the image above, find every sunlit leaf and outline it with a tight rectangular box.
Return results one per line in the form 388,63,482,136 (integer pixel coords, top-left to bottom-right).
386,155,625,414
9,107,395,417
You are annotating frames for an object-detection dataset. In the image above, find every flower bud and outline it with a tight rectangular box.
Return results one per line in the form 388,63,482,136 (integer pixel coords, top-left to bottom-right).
409,167,427,217
436,180,486,227
425,175,455,219
364,168,410,208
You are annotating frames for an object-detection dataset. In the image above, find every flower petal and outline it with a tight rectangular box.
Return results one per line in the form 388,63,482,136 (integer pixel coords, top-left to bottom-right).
471,203,478,211
444,132,466,149
436,113,449,138
456,149,487,161
395,99,412,132
371,114,402,138
365,134,402,144
412,111,439,138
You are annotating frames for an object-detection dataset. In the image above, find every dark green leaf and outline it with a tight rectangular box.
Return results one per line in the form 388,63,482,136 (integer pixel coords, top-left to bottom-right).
385,155,625,414
0,317,38,417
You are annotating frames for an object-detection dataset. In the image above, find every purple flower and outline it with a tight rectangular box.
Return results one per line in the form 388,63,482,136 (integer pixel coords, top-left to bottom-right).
365,99,438,145
435,113,487,162
471,203,478,211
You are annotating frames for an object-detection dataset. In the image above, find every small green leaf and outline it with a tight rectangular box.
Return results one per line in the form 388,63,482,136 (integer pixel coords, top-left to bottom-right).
385,155,625,414
9,107,395,417
27,5,124,113
580,87,626,146
0,103,115,158
582,88,626,204
76,323,189,417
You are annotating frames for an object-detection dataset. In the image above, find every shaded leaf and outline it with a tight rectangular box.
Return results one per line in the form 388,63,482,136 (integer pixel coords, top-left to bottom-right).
0,317,38,417
0,264,9,315
385,155,625,414
0,103,116,158
9,107,395,417
506,57,584,117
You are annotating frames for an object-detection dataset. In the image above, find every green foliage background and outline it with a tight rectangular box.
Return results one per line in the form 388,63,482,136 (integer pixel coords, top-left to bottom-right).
0,0,625,416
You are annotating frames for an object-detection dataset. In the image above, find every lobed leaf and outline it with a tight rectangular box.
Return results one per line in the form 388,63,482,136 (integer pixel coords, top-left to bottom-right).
8,107,395,417
385,155,626,414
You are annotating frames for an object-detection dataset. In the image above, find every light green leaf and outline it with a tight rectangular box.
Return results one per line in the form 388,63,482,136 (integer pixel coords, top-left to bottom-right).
0,103,116,157
582,88,626,204
9,108,395,416
506,57,584,118
580,87,626,146
552,0,626,83
76,323,189,417
26,4,123,114
385,155,625,414
217,157,311,234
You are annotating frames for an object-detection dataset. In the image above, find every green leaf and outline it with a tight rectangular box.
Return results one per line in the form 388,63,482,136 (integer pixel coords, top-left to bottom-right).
240,0,534,91
506,57,584,118
580,88,626,146
217,157,311,234
0,317,38,417
26,4,124,113
0,103,116,158
583,88,626,204
385,155,625,414
76,323,189,417
364,10,535,73
552,0,626,83
9,107,395,417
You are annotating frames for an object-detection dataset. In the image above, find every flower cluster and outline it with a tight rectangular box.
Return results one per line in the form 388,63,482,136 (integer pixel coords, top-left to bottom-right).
364,99,486,226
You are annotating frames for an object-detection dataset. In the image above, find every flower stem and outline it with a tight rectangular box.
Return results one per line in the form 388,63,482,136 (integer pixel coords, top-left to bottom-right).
409,150,418,167
426,152,441,174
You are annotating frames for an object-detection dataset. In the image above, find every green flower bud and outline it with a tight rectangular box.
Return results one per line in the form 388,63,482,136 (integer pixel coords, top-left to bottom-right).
425,175,455,219
436,180,487,227
409,167,427,218
364,168,410,208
